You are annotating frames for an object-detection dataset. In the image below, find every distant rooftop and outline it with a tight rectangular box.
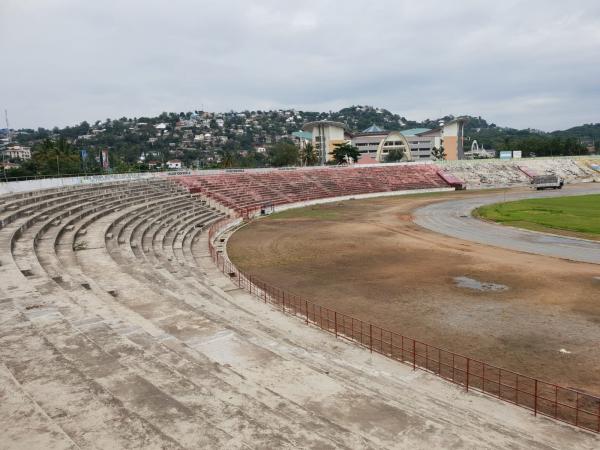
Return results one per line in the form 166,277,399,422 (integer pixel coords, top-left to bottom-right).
362,124,385,133
400,128,431,136
301,120,348,131
292,131,312,140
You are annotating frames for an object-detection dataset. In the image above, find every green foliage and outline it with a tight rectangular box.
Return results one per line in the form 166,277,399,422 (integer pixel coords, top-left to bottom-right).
384,148,404,162
32,138,81,175
330,143,360,164
219,150,235,168
330,106,403,131
431,146,446,160
475,195,600,238
465,129,591,156
299,143,319,166
268,141,299,167
8,107,599,176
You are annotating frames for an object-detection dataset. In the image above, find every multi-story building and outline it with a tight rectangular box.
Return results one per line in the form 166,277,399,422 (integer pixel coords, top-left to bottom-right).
301,118,466,164
301,121,349,164
352,124,388,156
1,145,32,160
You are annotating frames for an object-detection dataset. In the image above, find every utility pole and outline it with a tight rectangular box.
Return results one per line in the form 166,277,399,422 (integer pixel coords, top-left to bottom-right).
4,110,9,143
3,110,9,181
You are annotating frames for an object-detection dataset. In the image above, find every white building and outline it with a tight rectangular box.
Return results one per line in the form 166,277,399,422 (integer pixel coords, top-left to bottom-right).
301,121,349,164
166,159,183,169
352,120,465,162
2,145,31,160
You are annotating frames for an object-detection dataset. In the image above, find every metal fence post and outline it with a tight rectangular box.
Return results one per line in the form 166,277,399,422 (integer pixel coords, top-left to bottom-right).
466,358,470,392
482,364,486,393
575,393,579,427
334,312,337,338
534,379,538,416
369,324,373,353
305,300,309,324
412,340,416,370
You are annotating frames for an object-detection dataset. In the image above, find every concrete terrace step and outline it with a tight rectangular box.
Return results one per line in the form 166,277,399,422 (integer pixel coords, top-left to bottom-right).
1,178,598,449
4,183,350,448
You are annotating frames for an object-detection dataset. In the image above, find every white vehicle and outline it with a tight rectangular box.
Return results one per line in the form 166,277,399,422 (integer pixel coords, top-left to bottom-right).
531,175,564,190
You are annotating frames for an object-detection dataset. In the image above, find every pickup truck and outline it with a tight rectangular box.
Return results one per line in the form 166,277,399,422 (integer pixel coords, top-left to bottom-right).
531,175,564,190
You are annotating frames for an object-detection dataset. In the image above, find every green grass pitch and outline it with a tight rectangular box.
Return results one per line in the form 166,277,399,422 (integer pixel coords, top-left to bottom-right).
475,194,600,239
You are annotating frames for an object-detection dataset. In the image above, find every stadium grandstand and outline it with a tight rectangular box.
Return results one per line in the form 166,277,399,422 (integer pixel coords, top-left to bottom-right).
175,163,454,217
1,156,599,448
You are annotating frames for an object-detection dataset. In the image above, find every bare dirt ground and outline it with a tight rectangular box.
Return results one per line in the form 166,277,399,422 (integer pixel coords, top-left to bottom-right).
228,190,600,394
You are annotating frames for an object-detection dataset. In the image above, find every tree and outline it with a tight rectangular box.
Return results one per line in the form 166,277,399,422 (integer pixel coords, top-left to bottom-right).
268,141,298,167
431,146,446,161
329,142,360,164
384,148,404,162
299,143,319,166
218,150,235,168
32,138,81,176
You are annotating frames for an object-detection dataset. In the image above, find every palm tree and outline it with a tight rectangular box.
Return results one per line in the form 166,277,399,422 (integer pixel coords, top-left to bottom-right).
219,150,235,168
299,143,319,166
330,143,360,164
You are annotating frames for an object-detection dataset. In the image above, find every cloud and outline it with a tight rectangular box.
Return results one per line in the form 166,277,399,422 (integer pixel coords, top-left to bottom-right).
1,0,599,131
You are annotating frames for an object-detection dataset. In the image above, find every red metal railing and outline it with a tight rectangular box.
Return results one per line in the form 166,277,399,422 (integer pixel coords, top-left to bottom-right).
208,218,600,434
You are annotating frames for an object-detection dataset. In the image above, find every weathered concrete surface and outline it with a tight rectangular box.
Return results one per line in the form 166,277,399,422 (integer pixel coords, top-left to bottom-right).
0,181,598,449
414,183,600,264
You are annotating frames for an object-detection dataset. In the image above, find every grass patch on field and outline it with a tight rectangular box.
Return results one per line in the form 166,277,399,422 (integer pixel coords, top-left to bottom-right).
475,194,600,238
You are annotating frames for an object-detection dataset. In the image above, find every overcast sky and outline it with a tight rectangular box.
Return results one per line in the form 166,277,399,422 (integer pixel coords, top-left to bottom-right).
1,0,599,131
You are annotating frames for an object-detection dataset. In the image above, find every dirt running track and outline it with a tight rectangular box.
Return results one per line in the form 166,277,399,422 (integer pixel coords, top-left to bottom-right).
228,188,600,395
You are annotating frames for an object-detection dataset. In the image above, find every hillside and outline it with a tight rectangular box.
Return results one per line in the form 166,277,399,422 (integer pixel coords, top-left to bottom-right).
1,106,597,178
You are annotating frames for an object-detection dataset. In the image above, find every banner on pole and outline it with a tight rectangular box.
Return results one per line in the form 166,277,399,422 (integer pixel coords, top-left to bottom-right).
101,149,110,169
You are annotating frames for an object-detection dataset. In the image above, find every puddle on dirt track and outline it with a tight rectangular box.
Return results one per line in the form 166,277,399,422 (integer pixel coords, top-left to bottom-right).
453,276,509,292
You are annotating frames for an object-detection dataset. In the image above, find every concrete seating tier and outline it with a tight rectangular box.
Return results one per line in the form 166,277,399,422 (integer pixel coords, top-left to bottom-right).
175,164,450,215
438,158,596,189
1,178,596,449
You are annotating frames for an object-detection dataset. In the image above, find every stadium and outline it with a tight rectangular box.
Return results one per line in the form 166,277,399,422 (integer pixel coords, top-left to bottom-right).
1,156,600,449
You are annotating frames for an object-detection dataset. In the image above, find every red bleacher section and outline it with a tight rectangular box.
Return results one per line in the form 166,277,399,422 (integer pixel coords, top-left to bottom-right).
175,164,453,216
436,170,465,190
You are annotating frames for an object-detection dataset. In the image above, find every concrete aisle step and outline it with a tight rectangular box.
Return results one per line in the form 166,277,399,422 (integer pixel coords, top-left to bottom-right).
0,296,182,450
28,189,358,446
